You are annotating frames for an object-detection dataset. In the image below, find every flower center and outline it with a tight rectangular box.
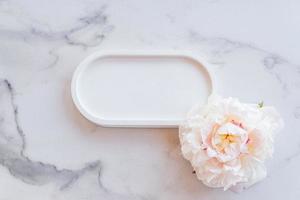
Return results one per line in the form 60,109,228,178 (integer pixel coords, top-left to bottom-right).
221,133,236,143
215,133,237,152
212,120,248,154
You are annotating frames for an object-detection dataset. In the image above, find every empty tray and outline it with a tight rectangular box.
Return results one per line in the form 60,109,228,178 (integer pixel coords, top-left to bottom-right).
71,51,214,128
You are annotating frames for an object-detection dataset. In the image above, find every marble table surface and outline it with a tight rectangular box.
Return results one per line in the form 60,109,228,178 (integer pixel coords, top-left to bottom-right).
1,0,300,199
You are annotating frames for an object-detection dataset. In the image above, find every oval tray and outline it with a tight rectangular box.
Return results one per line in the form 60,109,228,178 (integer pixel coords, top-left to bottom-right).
71,51,214,128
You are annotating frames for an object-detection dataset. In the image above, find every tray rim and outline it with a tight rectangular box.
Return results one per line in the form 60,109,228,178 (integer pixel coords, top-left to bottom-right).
71,50,216,128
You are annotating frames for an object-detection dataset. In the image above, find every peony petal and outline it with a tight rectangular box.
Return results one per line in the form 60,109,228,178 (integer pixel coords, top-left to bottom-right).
179,94,283,191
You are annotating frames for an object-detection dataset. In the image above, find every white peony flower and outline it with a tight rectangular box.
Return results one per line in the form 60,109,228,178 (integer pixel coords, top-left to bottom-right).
179,95,283,191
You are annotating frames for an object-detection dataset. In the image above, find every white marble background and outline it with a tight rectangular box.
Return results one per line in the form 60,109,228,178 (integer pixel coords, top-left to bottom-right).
0,0,300,199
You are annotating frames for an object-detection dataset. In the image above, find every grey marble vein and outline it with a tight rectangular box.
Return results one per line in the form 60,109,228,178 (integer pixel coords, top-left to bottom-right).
188,30,249,55
188,30,300,97
188,30,292,62
263,55,285,70
0,79,101,190
0,6,114,48
32,8,113,48
0,79,150,199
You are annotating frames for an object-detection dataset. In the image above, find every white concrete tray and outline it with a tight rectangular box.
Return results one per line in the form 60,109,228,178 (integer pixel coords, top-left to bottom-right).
71,51,214,128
